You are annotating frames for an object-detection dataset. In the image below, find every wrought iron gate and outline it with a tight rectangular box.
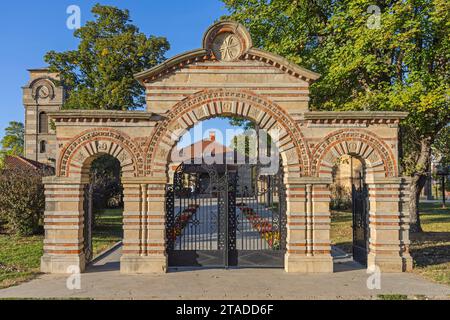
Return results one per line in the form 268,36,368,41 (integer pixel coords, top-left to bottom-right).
166,163,287,268
83,184,93,263
352,173,369,266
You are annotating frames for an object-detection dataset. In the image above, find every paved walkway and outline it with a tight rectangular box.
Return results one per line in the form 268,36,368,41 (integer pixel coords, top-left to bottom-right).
0,246,448,300
174,201,280,251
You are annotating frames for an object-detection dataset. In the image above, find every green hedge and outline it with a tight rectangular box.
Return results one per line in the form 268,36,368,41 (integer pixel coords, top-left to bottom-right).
0,167,45,236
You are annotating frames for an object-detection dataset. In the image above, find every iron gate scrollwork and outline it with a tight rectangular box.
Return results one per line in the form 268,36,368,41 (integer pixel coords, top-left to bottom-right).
83,183,94,263
234,163,287,267
352,172,369,266
166,162,287,268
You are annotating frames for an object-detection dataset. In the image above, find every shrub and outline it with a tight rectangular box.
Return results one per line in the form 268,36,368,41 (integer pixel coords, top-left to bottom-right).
90,155,123,210
0,167,46,236
92,173,123,210
330,183,352,210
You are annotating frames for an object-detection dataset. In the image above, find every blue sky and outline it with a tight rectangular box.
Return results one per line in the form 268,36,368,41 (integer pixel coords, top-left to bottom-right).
0,0,236,144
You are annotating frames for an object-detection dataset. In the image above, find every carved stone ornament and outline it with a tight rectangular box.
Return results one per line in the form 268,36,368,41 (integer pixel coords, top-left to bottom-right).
202,21,253,62
31,79,55,100
37,85,51,99
212,32,242,62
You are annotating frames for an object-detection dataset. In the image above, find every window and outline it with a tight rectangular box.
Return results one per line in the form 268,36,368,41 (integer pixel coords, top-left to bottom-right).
40,140,47,153
39,112,48,134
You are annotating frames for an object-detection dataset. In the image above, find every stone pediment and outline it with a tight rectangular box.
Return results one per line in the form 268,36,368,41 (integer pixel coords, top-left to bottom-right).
134,21,320,85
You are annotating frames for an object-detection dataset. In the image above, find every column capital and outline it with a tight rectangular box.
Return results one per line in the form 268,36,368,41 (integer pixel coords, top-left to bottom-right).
42,176,87,185
365,176,411,185
121,177,167,185
286,177,333,185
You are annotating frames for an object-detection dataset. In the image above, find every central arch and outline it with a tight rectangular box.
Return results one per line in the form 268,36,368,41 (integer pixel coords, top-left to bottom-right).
145,89,311,180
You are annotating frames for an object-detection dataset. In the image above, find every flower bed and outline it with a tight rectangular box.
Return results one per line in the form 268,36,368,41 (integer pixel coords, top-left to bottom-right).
168,204,200,241
238,203,281,249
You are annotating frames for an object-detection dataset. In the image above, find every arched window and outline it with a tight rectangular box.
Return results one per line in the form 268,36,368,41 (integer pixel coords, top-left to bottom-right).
40,140,47,153
39,112,48,134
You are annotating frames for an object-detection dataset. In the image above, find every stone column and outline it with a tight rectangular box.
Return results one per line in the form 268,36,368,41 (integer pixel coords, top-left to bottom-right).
285,177,333,273
366,177,413,272
41,177,86,274
120,178,167,273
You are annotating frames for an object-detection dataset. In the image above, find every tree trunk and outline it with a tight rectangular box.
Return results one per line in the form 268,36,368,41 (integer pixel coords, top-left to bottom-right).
409,174,426,233
409,138,432,233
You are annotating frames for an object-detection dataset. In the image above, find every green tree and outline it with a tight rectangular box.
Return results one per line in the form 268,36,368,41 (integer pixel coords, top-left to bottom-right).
432,126,450,196
223,0,450,232
222,115,254,130
231,132,257,158
0,121,24,167
45,4,170,110
432,126,450,167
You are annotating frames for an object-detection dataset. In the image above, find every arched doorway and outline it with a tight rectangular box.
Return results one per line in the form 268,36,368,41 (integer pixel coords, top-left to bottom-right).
83,155,124,264
330,155,369,266
165,117,287,268
312,129,413,272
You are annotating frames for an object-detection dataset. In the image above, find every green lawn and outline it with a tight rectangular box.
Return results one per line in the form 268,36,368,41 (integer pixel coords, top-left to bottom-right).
331,203,450,286
0,235,43,289
0,209,123,289
410,203,450,286
92,209,123,254
330,209,353,254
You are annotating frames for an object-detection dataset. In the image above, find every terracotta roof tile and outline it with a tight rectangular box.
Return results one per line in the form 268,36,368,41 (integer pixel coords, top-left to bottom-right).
4,156,54,174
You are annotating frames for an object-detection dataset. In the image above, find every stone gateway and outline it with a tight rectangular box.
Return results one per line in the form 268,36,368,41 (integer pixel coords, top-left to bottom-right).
37,21,412,274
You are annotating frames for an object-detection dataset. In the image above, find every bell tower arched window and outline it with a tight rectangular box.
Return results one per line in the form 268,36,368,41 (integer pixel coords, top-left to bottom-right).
40,140,47,154
39,112,48,134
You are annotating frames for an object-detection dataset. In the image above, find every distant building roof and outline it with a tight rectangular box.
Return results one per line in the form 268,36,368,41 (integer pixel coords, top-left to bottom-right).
171,131,236,164
4,155,54,174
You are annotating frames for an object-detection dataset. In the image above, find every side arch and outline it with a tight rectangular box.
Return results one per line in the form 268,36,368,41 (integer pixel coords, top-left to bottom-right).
311,129,398,178
58,128,142,178
144,89,311,179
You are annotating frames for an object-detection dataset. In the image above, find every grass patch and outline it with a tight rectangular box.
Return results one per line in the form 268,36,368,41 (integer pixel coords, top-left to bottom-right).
0,209,123,289
330,210,353,254
92,209,123,255
330,202,450,286
0,235,43,289
410,203,450,286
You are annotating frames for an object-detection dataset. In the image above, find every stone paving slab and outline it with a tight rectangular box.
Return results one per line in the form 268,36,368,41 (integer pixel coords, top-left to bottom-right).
0,246,448,300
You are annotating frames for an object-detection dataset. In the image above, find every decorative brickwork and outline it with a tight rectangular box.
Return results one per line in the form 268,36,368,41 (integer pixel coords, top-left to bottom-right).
58,128,143,178
145,89,311,178
311,129,398,178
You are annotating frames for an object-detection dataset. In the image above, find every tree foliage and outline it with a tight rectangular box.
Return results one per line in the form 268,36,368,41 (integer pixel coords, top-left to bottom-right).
432,126,450,166
223,0,450,231
231,132,257,157
45,4,170,110
0,122,24,168
223,0,448,117
90,155,123,210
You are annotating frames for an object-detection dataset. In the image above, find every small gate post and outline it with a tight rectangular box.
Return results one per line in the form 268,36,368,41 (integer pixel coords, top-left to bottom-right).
41,176,87,274
285,177,334,273
120,178,168,274
366,177,413,272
